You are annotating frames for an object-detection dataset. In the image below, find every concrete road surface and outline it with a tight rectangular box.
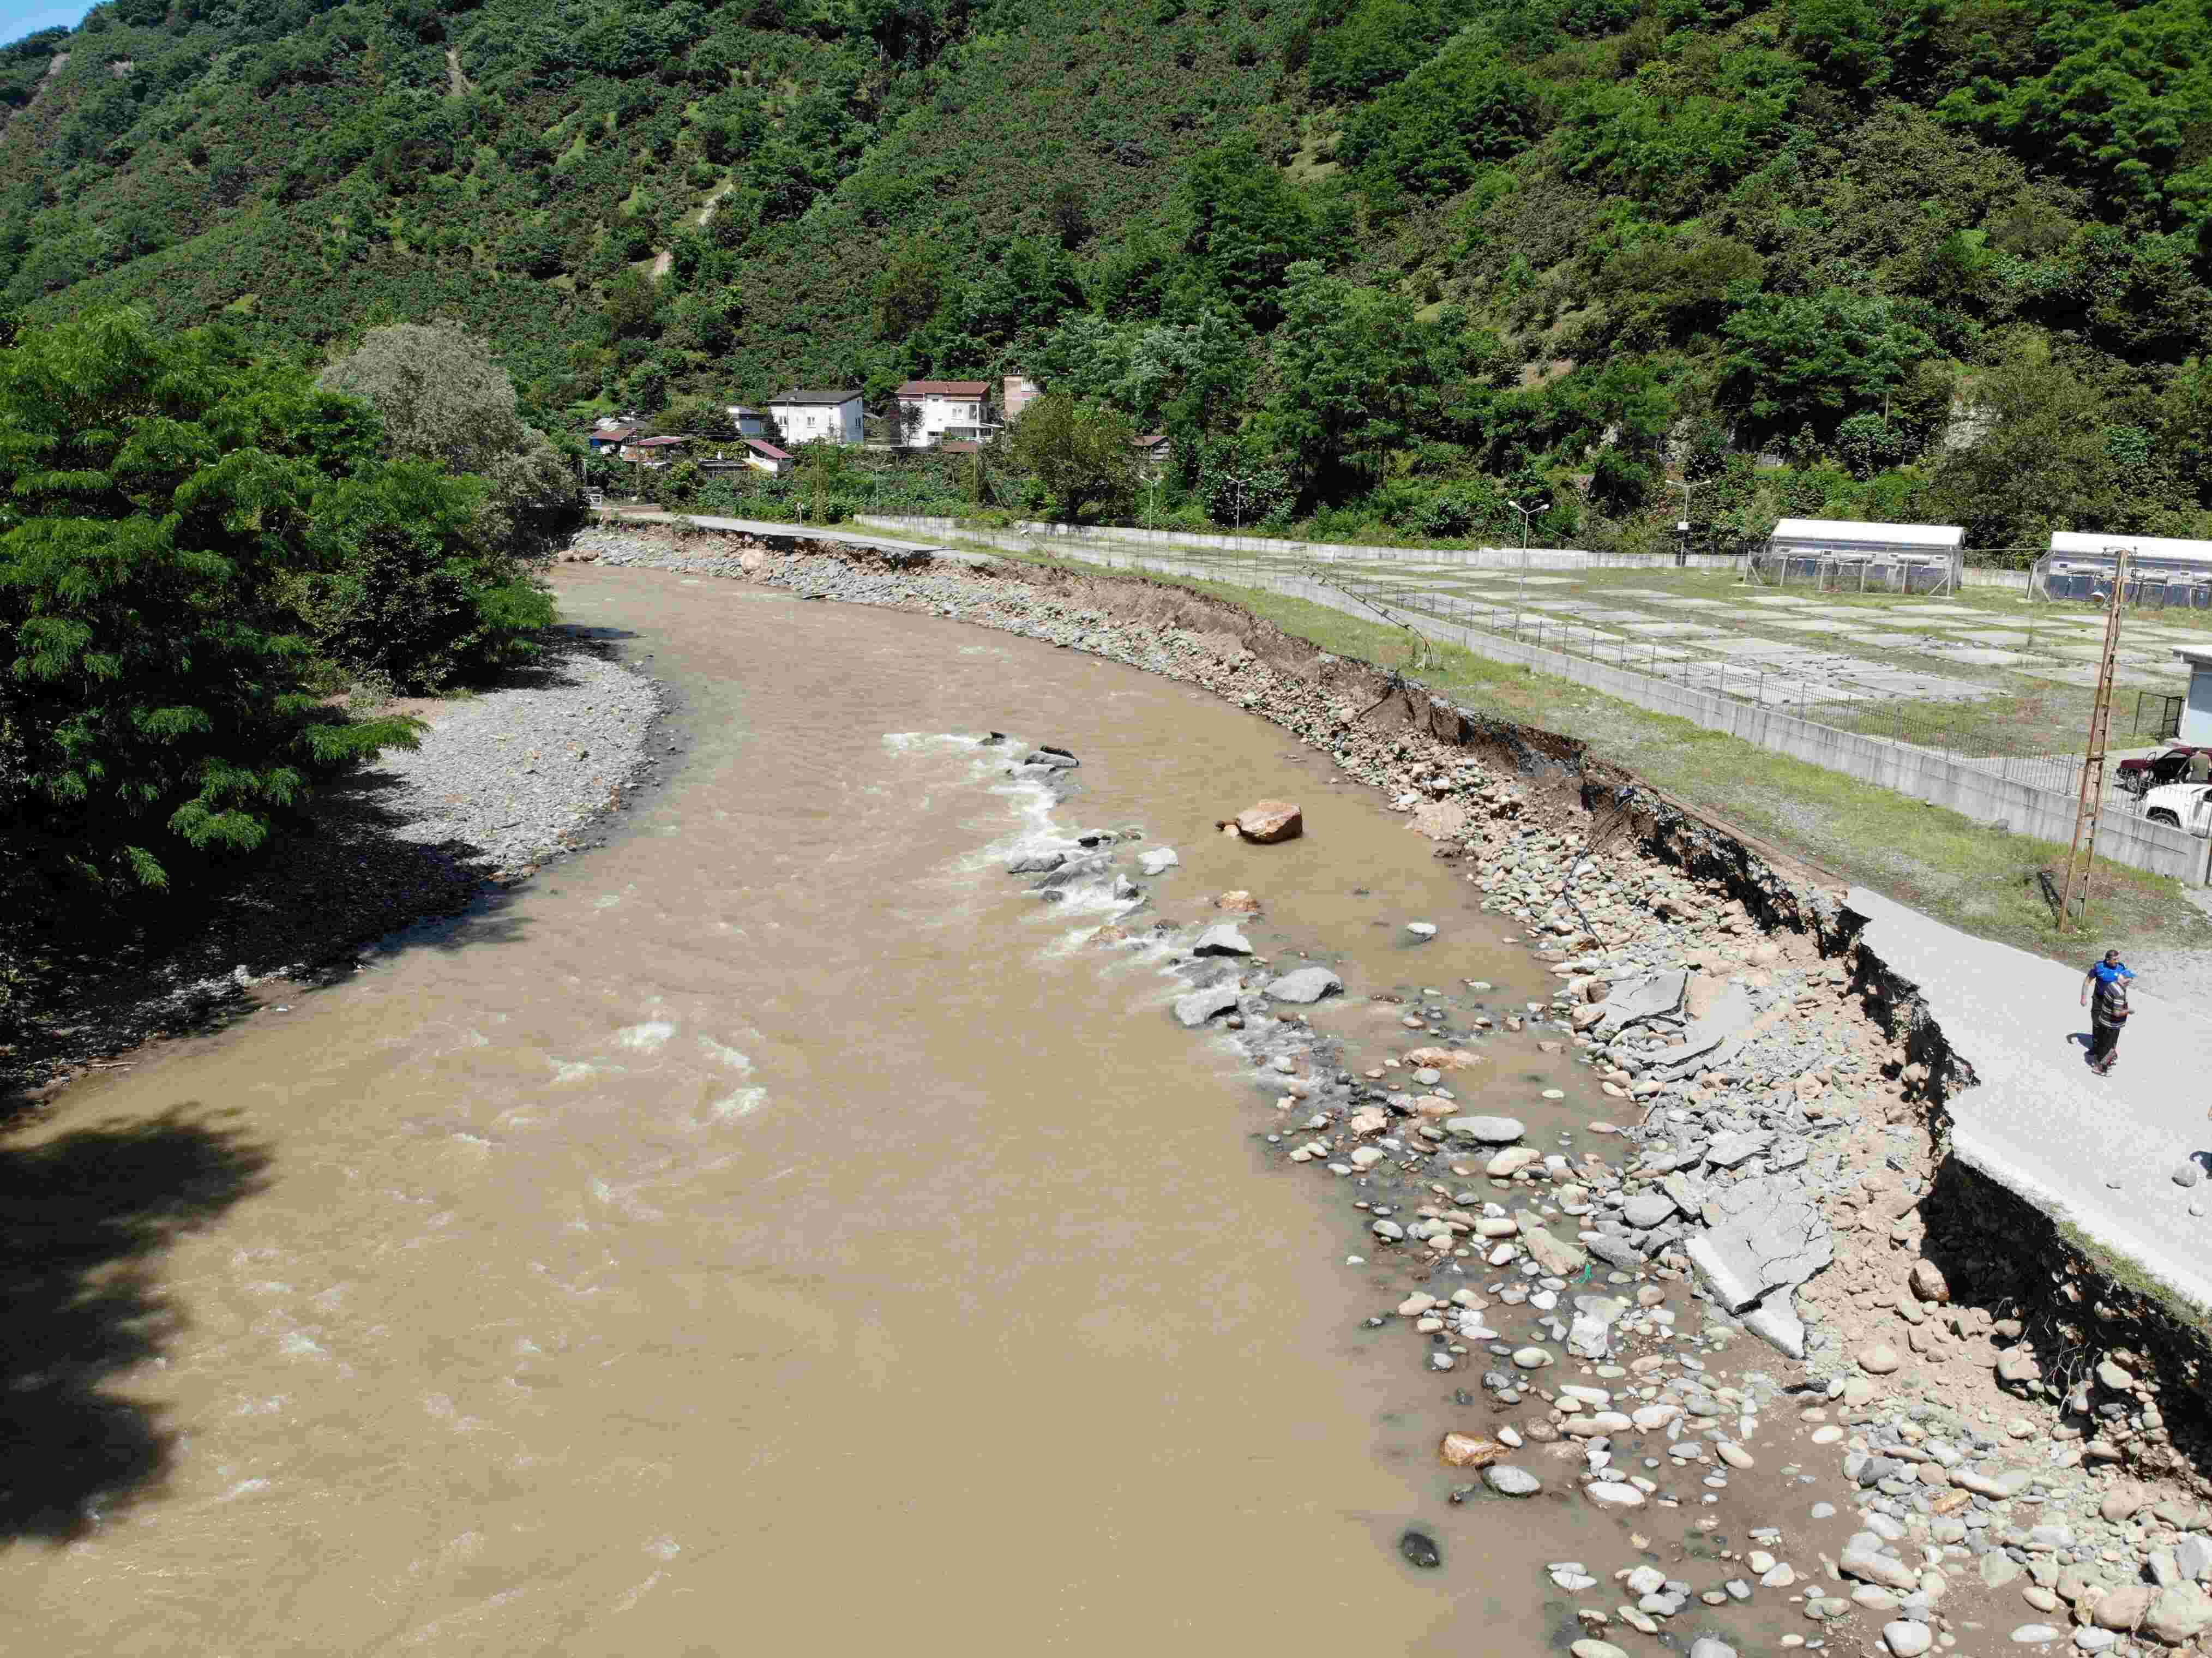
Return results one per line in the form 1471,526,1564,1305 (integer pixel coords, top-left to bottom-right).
1849,886,2212,1314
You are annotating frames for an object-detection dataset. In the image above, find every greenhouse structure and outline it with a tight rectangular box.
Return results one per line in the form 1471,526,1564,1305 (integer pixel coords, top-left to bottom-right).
2033,532,2212,609
1748,519,1965,593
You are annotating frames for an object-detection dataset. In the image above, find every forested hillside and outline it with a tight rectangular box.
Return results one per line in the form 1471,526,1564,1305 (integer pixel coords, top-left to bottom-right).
4,0,2211,549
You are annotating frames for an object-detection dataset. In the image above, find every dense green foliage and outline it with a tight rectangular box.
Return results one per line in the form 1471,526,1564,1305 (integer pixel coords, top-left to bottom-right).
8,0,2212,548
0,311,420,891
317,322,576,559
0,309,560,901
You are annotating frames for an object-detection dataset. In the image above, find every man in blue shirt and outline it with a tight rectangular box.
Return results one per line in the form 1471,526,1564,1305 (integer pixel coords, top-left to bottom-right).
2080,950,2134,1076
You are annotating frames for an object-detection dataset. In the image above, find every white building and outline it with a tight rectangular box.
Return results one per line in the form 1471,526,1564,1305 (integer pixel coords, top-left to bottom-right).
2035,532,2212,609
767,389,864,446
2174,648,2212,744
725,405,768,437
1754,518,1965,593
894,379,994,449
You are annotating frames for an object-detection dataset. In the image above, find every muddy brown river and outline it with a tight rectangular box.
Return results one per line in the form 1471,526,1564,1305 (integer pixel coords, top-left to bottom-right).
7,568,1810,1652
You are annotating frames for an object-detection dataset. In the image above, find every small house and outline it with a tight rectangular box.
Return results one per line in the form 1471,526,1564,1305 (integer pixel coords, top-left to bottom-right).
619,434,689,468
742,437,795,477
586,423,638,454
726,406,768,438
768,389,864,446
894,379,994,449
1132,433,1171,476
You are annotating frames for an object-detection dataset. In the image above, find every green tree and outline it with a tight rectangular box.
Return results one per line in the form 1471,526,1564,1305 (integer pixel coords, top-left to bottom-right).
872,237,948,341
1719,289,1936,432
1176,135,1317,328
290,463,556,693
1261,262,1467,496
1338,36,1545,203
317,322,576,558
1008,393,1140,521
0,311,418,892
1926,339,2195,546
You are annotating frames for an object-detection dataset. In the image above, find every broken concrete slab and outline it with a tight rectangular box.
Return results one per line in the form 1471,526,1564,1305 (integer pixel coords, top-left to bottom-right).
1650,981,1758,1078
1742,1291,1807,1359
1595,969,1688,1038
1686,1175,1834,1313
1705,1130,1774,1170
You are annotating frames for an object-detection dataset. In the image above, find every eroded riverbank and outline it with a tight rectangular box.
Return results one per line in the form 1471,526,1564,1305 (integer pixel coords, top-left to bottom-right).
556,522,2212,1658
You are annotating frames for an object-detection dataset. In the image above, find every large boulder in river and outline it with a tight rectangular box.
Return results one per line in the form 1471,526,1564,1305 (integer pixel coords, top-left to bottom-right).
1263,966,1342,1004
1193,924,1252,957
1224,801,1302,844
1173,985,1241,1028
1443,1115,1525,1143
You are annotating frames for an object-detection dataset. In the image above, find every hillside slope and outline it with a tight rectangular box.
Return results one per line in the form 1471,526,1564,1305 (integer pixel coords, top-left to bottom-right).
3,0,2210,550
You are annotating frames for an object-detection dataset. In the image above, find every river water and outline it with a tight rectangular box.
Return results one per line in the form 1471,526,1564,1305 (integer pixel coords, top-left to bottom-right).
7,568,1765,1653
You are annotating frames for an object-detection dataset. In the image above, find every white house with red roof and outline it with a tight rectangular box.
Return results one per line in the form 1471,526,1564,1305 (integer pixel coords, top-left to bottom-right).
894,379,994,449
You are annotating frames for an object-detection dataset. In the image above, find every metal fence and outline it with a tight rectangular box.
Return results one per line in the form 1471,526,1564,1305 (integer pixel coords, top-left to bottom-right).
1746,550,1957,593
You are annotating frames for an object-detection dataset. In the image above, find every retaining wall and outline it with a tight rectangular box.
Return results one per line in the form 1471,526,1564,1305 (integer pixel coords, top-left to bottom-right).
869,514,1744,573
858,514,2212,887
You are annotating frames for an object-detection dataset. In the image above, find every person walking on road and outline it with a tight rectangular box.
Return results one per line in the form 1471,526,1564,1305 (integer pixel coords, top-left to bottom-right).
2081,949,2135,1076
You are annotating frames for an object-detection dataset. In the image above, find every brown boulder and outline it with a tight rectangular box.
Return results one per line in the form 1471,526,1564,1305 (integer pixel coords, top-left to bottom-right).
1405,1047,1482,1070
1409,800,1469,840
1223,801,1303,844
1440,1432,1507,1468
1213,891,1263,914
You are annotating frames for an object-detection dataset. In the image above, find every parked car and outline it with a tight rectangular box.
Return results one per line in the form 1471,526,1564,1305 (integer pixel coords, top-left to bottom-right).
2143,782,2212,836
2117,744,2212,797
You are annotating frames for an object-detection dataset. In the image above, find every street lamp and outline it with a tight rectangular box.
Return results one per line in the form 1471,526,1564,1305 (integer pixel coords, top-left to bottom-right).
1507,497,1550,611
1667,477,1706,567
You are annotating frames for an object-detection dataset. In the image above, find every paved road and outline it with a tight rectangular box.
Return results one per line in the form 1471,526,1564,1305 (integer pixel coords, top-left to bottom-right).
1849,885,2212,1312
592,508,996,566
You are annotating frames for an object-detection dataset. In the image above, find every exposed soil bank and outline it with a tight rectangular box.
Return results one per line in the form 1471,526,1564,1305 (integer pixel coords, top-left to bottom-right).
574,519,2212,1654
0,630,666,1109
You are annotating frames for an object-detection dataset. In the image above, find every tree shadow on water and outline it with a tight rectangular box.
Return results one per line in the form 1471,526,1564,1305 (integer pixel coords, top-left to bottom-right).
0,1104,269,1543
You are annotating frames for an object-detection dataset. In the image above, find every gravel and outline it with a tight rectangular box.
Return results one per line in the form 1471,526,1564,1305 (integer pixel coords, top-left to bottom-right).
372,636,663,878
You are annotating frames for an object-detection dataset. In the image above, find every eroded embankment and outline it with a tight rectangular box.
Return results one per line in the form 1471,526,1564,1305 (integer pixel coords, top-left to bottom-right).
573,518,2212,1645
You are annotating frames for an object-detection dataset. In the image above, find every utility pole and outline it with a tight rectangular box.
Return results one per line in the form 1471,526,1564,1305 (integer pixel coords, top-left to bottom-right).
2059,546,2132,933
1507,497,1550,614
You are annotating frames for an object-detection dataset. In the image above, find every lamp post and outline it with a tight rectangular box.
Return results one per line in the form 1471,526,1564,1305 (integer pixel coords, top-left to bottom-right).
1667,477,1705,567
1507,497,1550,612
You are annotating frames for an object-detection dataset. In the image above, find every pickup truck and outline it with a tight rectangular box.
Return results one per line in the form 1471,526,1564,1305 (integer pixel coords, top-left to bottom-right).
2118,744,2212,797
2143,781,2212,836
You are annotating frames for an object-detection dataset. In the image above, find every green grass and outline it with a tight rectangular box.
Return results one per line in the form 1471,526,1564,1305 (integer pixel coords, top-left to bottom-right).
904,524,2212,966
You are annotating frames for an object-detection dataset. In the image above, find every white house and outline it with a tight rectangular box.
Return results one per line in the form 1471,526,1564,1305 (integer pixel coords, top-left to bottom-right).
742,437,796,477
767,388,864,446
726,405,768,437
894,379,994,449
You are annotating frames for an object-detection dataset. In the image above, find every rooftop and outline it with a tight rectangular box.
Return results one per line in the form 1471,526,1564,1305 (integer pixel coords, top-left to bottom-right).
2050,532,2212,562
897,380,991,398
770,388,863,406
1769,518,1964,550
743,437,794,461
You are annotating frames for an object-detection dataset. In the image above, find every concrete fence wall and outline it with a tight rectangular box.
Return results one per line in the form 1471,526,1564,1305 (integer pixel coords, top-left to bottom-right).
865,514,1742,573
859,514,2212,887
